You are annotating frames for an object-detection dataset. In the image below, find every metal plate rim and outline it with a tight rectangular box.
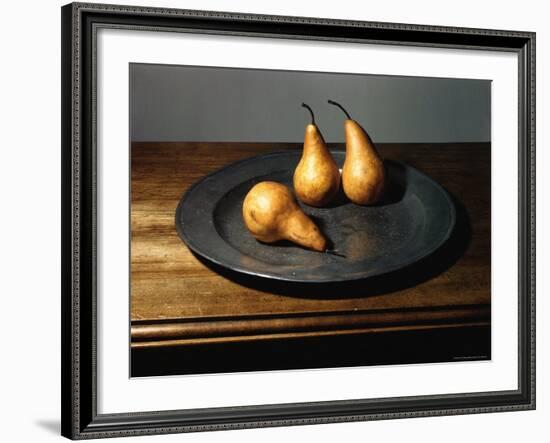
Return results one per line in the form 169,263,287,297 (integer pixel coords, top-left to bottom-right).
175,151,456,283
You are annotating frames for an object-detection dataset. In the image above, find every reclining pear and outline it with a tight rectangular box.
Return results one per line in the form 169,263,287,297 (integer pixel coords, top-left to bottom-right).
242,181,327,252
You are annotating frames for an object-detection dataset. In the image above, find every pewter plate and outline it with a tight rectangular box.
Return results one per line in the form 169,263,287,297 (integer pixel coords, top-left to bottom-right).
175,151,455,283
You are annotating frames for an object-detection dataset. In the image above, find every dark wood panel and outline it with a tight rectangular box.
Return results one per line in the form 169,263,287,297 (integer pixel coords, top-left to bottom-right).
131,325,492,377
130,142,490,347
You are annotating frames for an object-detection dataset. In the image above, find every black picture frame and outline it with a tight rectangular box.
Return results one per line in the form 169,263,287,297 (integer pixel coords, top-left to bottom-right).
61,2,536,439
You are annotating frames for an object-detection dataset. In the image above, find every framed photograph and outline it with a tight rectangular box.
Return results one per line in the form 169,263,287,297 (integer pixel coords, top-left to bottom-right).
61,2,535,439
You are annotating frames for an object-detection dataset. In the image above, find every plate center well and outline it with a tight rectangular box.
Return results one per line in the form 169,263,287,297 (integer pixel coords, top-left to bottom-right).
213,164,425,268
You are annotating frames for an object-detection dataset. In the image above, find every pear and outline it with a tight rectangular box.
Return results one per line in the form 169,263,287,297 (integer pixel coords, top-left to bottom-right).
293,103,340,207
242,181,327,252
328,100,385,205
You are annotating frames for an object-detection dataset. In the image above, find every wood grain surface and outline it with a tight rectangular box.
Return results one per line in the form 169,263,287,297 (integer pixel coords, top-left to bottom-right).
131,142,490,348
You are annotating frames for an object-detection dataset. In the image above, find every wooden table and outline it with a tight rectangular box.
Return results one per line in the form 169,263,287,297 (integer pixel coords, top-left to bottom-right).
130,142,490,375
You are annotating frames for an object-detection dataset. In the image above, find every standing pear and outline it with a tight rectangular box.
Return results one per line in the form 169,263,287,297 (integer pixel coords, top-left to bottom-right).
328,100,385,205
293,103,340,207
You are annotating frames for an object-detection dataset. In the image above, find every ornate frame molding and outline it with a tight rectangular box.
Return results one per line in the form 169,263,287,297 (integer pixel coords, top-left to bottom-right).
61,2,535,439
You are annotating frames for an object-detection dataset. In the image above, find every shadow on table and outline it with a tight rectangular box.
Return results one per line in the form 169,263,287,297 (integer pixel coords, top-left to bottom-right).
194,191,472,299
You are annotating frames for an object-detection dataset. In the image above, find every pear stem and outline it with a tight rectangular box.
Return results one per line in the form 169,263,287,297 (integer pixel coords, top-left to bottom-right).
325,249,346,258
327,99,352,120
301,103,315,125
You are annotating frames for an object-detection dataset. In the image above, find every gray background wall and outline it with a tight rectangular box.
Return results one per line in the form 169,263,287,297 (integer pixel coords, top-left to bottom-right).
130,63,490,143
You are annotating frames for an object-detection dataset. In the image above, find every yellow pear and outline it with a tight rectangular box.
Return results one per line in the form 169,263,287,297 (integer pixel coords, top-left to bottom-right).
242,181,327,251
328,100,385,205
293,103,340,207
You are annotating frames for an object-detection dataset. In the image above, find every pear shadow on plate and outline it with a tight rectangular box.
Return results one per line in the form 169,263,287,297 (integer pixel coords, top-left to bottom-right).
194,191,471,299
376,161,407,206
285,161,408,253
